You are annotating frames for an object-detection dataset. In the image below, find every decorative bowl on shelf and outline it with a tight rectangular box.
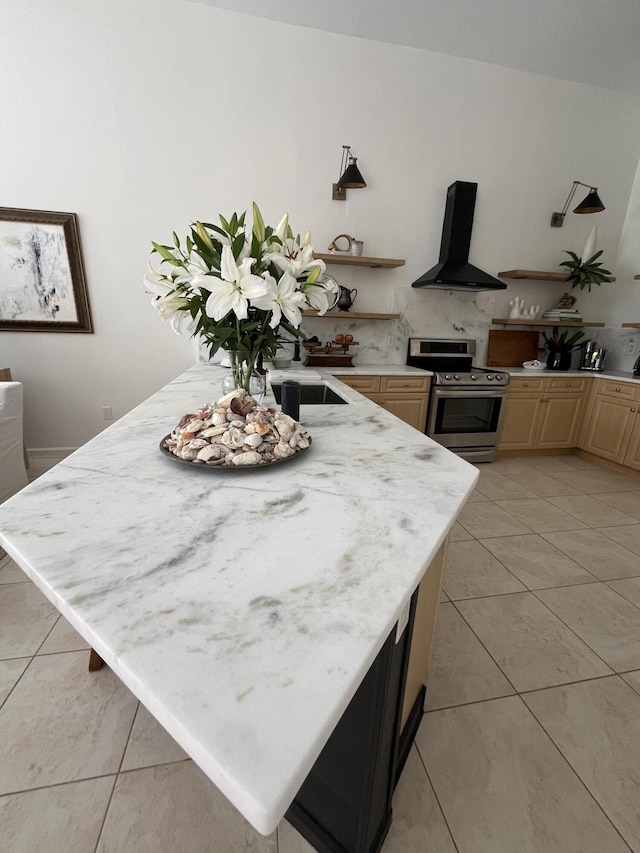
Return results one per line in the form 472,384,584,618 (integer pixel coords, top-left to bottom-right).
522,360,546,371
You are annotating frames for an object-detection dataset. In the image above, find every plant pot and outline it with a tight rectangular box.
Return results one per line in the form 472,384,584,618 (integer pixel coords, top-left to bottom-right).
546,350,572,371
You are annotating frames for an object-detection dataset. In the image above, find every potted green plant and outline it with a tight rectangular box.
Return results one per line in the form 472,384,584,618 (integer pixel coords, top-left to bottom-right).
542,328,585,370
559,250,612,292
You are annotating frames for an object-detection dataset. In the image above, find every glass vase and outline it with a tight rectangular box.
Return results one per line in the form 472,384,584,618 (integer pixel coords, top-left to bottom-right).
221,351,266,399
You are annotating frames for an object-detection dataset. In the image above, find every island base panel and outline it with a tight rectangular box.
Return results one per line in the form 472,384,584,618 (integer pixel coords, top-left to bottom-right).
286,591,417,853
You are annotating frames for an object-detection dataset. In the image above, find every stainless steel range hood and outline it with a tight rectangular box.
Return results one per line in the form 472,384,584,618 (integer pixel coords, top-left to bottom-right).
412,181,506,291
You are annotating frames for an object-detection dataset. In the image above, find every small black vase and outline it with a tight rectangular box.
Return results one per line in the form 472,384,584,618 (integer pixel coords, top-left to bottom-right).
546,350,572,371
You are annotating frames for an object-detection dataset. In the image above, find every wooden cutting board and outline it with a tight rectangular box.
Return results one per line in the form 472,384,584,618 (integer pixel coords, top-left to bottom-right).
487,330,540,367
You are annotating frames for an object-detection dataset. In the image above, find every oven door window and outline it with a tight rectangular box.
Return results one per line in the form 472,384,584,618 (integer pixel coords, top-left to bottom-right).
434,395,502,435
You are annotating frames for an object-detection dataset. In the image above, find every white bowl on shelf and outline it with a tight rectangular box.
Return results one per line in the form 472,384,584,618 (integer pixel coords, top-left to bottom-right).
522,360,546,371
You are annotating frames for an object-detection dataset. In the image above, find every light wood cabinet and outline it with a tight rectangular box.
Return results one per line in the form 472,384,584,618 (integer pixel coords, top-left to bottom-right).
580,379,640,468
499,376,586,451
333,374,431,431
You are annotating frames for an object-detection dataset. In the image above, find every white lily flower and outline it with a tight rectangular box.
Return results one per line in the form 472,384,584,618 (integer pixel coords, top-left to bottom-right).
203,245,267,321
252,271,307,329
264,243,325,279
143,265,192,333
303,276,339,315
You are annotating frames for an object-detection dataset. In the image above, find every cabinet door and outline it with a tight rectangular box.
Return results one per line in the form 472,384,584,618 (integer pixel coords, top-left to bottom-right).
334,375,380,394
536,394,584,449
376,393,428,431
498,393,541,450
623,414,640,472
581,395,636,462
379,376,431,394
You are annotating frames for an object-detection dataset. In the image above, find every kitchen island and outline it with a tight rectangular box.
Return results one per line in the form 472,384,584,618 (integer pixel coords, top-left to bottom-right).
0,364,477,850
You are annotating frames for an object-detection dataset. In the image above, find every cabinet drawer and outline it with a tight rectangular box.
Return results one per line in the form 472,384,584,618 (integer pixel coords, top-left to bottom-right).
509,377,546,392
379,375,431,393
597,380,640,401
336,375,380,394
546,377,588,392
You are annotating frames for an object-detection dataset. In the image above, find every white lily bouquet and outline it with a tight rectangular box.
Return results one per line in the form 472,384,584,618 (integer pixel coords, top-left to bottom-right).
144,204,338,391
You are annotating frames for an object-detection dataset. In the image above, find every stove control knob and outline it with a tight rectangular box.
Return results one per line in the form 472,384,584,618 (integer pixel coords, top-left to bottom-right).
471,374,478,381
454,374,461,380
486,374,494,380
444,374,453,380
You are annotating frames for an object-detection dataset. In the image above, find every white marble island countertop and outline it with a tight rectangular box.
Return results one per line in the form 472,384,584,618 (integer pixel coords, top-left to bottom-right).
0,365,477,835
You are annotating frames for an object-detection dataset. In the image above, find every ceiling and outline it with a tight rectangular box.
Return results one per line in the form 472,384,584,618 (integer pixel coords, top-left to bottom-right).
190,0,640,94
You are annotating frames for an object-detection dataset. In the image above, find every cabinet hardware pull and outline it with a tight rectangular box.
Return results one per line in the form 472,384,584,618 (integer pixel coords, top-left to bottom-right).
616,387,621,391
524,383,529,387
403,382,408,386
632,408,637,413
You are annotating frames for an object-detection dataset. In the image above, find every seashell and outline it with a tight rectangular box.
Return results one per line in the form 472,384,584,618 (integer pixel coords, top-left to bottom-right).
231,451,262,466
181,431,195,441
200,424,228,438
210,412,226,426
197,445,225,462
289,431,310,449
244,433,263,449
246,421,270,435
180,447,200,460
178,413,199,428
274,414,295,441
273,441,295,459
227,411,245,422
185,438,209,450
216,389,247,409
185,418,204,433
221,427,246,449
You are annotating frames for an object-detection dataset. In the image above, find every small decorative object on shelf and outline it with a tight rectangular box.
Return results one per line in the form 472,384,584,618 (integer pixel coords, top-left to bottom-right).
508,297,539,320
542,328,585,371
144,204,338,393
336,286,358,311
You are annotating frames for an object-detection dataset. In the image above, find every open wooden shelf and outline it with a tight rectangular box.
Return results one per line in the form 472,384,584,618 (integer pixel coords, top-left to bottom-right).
303,310,400,320
621,323,640,328
498,269,615,283
492,318,605,328
315,253,405,269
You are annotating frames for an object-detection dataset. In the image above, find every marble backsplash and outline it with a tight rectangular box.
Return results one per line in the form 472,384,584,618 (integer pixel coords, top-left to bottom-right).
300,286,498,366
198,285,638,372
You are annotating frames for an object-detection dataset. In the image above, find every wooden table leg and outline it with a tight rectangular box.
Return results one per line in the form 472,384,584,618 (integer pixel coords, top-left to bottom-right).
89,648,104,671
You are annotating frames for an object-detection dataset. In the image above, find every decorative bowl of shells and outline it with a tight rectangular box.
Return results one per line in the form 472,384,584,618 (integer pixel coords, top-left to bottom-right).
160,388,311,470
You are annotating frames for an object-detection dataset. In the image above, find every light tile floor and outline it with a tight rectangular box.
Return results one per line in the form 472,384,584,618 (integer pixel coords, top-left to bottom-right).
2,453,640,852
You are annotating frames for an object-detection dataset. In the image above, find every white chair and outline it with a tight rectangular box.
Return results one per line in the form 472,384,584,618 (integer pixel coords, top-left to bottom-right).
0,381,29,503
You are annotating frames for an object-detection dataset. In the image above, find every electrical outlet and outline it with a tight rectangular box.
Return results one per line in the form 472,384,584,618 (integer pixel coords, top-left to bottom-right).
386,335,395,348
102,406,113,420
626,340,638,356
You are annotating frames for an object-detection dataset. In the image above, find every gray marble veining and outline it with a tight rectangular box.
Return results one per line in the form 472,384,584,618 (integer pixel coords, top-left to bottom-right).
0,364,477,835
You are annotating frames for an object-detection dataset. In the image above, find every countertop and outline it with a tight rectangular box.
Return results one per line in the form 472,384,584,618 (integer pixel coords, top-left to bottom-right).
505,368,640,384
0,365,476,835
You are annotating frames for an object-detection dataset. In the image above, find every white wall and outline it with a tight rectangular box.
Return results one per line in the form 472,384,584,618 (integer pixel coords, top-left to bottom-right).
1,0,639,447
577,158,640,371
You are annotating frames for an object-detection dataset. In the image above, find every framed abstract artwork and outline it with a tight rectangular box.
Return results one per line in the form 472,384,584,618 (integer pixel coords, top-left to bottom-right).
0,207,93,332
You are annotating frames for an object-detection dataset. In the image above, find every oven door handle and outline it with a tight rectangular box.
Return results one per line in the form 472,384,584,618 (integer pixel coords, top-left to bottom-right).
432,388,507,399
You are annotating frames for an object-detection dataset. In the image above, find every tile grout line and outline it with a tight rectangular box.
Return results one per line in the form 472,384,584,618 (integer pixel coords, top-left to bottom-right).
92,700,142,853
520,691,636,853
412,743,460,853
529,584,636,675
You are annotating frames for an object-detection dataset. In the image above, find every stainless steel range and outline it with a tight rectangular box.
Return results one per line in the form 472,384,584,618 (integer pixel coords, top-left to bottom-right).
407,338,510,463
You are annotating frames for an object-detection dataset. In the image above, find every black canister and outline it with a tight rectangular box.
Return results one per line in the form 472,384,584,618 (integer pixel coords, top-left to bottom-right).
280,380,301,420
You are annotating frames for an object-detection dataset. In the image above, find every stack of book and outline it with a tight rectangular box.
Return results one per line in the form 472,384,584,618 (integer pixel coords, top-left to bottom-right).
541,308,583,323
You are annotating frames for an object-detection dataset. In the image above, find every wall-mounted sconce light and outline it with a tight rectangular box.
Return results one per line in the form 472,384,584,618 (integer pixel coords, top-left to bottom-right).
551,181,605,227
332,145,367,201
